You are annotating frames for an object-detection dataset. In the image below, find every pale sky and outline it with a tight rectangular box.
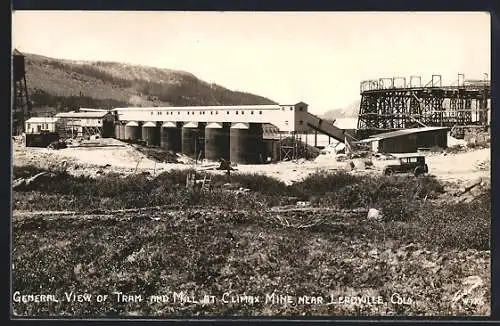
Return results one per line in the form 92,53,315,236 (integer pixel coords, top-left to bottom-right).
12,11,491,114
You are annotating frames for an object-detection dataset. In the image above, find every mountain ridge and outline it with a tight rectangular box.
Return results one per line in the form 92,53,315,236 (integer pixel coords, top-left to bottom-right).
320,99,360,120
20,52,277,113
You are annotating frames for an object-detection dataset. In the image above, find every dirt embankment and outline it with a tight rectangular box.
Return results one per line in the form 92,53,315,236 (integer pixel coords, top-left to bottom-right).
12,138,189,178
12,137,490,193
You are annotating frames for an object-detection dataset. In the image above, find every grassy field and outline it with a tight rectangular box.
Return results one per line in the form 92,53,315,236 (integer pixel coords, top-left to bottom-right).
11,167,490,317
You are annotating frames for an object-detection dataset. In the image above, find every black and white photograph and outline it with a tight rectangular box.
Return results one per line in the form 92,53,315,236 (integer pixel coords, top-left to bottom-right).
11,11,491,317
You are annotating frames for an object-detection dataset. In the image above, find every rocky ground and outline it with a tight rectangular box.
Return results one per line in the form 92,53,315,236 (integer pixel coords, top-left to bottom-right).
11,207,490,317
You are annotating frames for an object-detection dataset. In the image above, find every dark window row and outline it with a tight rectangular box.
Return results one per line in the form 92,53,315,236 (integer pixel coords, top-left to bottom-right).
151,110,265,115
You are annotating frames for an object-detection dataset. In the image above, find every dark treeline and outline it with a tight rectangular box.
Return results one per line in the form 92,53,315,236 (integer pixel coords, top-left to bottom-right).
30,88,129,112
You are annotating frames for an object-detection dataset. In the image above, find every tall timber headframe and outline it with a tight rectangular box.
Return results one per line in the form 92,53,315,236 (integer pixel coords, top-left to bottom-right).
12,49,32,135
356,74,490,138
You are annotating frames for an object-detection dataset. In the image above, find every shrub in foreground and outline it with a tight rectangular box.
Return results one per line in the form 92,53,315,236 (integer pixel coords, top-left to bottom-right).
292,171,363,197
298,173,445,219
419,192,490,250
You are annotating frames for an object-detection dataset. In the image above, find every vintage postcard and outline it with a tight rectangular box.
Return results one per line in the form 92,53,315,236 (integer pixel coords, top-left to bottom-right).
11,11,491,318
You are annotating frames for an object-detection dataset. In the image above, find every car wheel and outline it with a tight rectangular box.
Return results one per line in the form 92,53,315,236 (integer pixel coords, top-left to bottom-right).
384,168,393,176
414,167,424,177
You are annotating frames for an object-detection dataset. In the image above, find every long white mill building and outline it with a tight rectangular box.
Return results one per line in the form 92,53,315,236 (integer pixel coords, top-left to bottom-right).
113,102,349,164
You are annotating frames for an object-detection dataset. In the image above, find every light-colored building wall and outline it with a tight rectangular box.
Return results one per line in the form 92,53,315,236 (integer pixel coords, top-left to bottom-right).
25,118,59,134
114,104,307,132
80,118,104,127
25,122,57,133
293,102,310,132
55,112,114,137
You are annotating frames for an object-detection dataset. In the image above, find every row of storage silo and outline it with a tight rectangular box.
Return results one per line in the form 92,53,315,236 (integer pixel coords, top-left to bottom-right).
114,121,267,164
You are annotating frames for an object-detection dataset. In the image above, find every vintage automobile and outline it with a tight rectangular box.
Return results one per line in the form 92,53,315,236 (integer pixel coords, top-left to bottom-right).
382,155,429,176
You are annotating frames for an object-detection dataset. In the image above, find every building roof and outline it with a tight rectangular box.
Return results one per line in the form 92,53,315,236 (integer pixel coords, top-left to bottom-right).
206,122,223,129
142,121,156,127
78,108,109,112
368,127,449,140
125,121,139,127
231,122,249,129
183,122,198,128
113,104,281,111
13,49,24,56
162,121,177,128
282,101,308,107
356,138,376,143
55,111,110,118
25,117,59,123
